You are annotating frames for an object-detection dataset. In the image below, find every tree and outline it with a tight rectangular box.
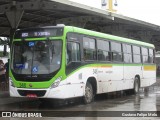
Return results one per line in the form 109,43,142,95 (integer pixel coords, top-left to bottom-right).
0,37,10,57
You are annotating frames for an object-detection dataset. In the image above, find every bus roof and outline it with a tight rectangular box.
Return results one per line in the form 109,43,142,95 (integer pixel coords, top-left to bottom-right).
65,26,154,48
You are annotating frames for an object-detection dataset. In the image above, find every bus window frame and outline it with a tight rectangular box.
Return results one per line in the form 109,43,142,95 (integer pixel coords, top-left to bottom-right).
97,39,111,62
83,36,97,62
110,41,123,63
66,41,81,65
122,43,133,63
141,47,149,64
132,45,142,64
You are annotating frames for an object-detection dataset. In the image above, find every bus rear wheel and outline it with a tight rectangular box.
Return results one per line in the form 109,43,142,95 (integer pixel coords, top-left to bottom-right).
134,77,140,94
83,82,94,104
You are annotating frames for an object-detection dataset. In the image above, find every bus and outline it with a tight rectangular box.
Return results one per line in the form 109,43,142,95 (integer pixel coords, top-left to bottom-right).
9,25,156,104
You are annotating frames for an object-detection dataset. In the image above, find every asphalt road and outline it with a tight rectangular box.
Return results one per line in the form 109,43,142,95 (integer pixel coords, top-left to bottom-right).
0,79,160,120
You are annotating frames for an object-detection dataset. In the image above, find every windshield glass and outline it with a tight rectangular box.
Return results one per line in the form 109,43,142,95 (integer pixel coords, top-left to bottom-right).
11,40,62,75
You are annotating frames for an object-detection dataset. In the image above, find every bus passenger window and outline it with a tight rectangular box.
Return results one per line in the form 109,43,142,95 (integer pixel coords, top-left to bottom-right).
133,46,141,63
97,40,110,61
141,47,149,63
123,44,132,63
149,49,154,63
83,37,96,61
111,42,123,62
67,42,80,64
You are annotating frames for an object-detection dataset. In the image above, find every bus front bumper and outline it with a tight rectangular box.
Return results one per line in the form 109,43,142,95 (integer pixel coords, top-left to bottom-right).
9,83,84,99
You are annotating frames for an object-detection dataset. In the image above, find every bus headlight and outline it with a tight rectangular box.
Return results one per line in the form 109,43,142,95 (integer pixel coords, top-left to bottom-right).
50,77,62,88
9,77,15,87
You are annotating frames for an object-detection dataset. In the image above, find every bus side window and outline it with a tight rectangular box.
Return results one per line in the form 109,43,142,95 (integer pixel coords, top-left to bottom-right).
83,37,96,61
97,40,110,61
133,46,141,63
123,44,132,63
149,48,154,63
67,42,80,64
111,42,123,62
141,47,149,63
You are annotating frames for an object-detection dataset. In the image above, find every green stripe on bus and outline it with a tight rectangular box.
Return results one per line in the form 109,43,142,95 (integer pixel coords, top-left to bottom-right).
67,63,155,77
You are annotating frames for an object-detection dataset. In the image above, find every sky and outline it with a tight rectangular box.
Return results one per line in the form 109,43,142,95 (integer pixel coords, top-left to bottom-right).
69,0,160,26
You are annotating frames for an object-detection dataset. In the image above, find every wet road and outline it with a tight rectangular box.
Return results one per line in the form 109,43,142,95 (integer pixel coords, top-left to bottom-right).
1,82,160,120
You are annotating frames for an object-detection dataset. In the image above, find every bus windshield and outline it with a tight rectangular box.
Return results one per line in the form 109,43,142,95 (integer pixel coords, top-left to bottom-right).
12,40,62,75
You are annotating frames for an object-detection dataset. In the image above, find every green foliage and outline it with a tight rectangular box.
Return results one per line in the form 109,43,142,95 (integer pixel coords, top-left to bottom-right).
0,51,9,57
0,37,9,45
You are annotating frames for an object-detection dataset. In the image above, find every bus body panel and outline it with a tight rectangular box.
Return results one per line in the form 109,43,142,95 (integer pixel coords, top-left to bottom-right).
9,64,156,99
141,65,156,87
123,65,142,89
9,79,84,99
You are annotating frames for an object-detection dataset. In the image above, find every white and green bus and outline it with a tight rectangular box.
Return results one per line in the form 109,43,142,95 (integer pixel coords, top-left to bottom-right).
9,25,156,104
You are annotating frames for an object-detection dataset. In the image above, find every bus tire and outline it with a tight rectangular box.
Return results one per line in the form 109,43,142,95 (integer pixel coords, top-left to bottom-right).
134,76,140,94
83,82,94,104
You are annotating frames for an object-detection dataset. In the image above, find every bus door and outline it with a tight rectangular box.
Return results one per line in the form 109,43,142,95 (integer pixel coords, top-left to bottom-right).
123,44,134,90
131,46,143,88
108,42,123,92
97,40,111,93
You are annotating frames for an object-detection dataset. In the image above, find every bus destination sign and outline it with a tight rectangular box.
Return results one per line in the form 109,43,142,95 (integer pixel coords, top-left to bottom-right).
22,31,51,37
15,28,63,38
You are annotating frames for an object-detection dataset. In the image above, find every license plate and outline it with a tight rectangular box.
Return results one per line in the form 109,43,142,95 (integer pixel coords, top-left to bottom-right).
26,94,37,98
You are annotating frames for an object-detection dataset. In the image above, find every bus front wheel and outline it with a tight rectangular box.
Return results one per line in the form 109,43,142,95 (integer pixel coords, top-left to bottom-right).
83,82,94,104
134,77,140,94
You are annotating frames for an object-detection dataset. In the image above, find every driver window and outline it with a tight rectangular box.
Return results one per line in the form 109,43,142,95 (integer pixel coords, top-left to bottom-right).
67,42,80,64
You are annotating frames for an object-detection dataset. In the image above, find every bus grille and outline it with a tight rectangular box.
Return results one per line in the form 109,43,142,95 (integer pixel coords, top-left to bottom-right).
17,90,46,97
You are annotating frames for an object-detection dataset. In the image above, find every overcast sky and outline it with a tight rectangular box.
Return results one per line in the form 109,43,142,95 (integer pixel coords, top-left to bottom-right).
69,0,160,26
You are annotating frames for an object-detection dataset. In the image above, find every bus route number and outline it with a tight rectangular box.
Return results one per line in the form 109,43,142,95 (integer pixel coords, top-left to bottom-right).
19,83,26,88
